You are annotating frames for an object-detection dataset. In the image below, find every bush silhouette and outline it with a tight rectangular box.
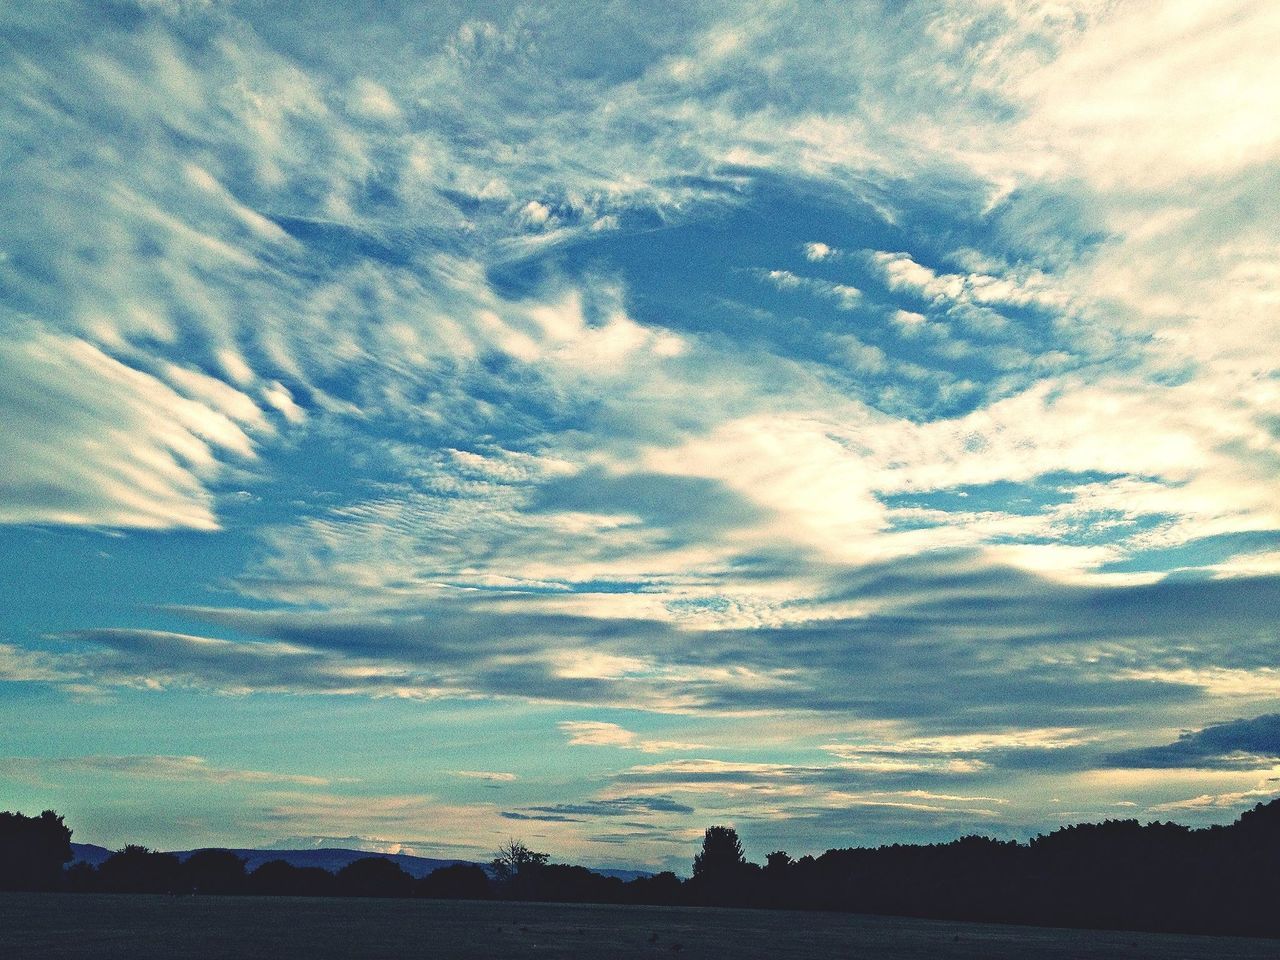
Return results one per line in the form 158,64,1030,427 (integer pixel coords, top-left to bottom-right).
181,849,247,894
335,856,413,898
248,859,337,897
98,845,182,894
414,862,491,899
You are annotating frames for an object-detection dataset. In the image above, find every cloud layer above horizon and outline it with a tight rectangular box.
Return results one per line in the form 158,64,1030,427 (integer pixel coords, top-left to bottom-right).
2,0,1278,870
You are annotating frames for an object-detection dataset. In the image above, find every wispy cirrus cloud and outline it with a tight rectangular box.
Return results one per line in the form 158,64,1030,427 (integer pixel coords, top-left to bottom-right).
0,754,343,786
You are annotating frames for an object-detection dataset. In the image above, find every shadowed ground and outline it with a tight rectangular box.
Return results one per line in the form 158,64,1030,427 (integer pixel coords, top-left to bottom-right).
3,893,1277,959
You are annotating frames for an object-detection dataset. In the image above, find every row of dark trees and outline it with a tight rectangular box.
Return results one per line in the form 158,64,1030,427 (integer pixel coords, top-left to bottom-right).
680,803,1280,937
70,846,678,905
62,846,493,900
5,801,1280,937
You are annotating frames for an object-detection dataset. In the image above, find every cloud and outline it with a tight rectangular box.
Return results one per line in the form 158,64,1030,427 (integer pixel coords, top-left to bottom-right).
867,250,1072,313
0,333,262,529
250,793,506,854
1149,783,1280,813
19,563,1272,753
608,757,1013,831
1012,0,1280,188
452,770,519,783
0,754,340,786
0,644,68,683
559,721,705,753
56,627,462,700
824,728,1096,756
1104,714,1280,770
753,268,861,309
502,796,695,823
820,728,1097,774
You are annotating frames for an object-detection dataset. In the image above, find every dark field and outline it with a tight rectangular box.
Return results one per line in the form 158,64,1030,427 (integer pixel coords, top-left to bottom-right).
3,893,1277,960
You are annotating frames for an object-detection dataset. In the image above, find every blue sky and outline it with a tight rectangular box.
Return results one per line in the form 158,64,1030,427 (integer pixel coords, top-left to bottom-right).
2,0,1279,872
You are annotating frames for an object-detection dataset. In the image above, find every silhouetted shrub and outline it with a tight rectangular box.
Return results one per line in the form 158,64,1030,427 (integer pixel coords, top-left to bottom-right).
98,845,182,894
414,863,491,900
624,870,683,906
335,856,412,898
531,864,626,904
181,848,247,894
64,860,98,892
248,859,338,897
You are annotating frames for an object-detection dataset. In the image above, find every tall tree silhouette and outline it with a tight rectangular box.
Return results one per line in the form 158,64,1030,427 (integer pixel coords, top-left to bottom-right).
690,825,752,905
0,810,72,891
692,825,746,879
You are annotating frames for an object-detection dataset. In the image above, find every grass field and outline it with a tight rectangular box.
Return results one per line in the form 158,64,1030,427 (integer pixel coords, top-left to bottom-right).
3,893,1276,959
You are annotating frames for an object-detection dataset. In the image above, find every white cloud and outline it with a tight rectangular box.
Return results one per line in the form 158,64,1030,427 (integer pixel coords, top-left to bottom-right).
347,77,401,122
755,268,861,309
559,721,704,753
1150,781,1280,812
1014,0,1280,188
0,644,68,683
824,727,1095,757
869,250,1072,313
452,770,518,782
0,754,341,786
1115,667,1280,701
0,333,261,530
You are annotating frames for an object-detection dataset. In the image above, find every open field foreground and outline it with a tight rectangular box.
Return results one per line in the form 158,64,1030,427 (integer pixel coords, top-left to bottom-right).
3,894,1277,960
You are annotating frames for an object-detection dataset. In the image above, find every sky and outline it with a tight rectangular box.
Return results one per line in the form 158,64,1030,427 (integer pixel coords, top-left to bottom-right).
1,0,1279,874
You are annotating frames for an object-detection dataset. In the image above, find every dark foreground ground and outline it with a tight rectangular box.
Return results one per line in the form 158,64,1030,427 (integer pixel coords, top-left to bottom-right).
3,893,1277,960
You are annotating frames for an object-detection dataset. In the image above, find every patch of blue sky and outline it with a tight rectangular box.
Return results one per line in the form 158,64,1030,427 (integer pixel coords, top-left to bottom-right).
1101,530,1280,576
881,473,1121,519
1051,511,1181,549
268,215,419,270
490,171,1110,422
0,524,255,644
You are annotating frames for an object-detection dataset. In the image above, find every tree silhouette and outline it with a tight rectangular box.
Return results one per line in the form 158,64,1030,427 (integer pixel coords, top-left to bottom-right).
691,825,752,905
692,825,745,880
490,839,549,899
0,810,73,891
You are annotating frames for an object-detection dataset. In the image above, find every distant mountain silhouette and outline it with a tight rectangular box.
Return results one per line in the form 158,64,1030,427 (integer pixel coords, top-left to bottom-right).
70,843,650,882
69,843,113,867
178,847,470,879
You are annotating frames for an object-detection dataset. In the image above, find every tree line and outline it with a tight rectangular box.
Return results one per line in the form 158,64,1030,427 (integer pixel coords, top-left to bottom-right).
4,800,1280,937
